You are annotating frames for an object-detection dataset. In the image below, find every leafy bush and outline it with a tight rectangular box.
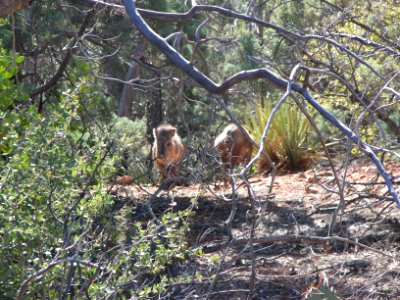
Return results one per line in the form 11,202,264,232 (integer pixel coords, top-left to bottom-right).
0,86,116,298
0,50,197,298
0,50,30,155
109,115,152,182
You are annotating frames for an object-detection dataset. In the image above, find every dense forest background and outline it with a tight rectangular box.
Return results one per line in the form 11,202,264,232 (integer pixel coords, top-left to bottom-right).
1,0,400,299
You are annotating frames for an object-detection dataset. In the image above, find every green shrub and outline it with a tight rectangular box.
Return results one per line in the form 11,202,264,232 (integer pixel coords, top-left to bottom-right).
0,78,197,298
109,115,152,182
0,46,197,299
0,84,117,297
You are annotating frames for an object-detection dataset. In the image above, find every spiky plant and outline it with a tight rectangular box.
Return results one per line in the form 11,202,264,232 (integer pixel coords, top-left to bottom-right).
273,103,310,170
244,100,311,171
244,101,282,170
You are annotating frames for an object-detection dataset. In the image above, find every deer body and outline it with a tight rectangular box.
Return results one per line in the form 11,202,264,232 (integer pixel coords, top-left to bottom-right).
152,124,184,180
214,123,253,185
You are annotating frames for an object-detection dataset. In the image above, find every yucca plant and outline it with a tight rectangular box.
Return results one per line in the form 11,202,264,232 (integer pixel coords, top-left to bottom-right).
244,100,311,171
273,103,311,170
244,101,282,170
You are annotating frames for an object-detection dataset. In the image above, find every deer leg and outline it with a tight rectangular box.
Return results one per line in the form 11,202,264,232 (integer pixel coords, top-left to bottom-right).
223,165,229,187
224,164,238,238
161,162,177,190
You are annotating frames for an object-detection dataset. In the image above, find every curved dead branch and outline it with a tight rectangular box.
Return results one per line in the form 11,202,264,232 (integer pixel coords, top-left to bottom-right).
331,33,400,58
122,0,400,207
30,9,95,98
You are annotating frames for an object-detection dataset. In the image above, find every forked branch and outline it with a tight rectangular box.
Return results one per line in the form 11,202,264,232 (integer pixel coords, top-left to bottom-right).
122,0,400,207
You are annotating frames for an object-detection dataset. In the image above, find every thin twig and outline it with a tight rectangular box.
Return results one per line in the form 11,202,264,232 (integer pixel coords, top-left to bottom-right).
47,186,64,226
205,239,235,300
201,234,398,260
246,184,257,300
290,93,345,236
66,141,113,219
30,9,95,98
16,258,98,300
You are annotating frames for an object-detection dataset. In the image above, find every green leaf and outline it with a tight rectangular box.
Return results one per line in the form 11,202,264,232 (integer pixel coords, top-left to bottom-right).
15,56,25,64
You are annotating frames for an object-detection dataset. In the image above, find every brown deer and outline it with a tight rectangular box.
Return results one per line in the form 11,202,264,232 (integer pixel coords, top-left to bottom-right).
152,124,184,187
214,123,253,186
214,123,253,232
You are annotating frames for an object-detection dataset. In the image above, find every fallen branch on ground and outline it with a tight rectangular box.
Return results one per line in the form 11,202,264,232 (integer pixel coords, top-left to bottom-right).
200,234,398,260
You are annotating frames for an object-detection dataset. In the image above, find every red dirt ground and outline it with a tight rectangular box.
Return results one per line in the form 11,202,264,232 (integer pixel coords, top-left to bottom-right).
112,158,400,299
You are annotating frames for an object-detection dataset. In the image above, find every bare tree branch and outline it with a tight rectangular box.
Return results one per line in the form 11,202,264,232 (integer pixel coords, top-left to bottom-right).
321,0,400,50
122,0,400,207
330,33,400,58
201,234,398,259
79,1,383,78
16,258,99,300
30,8,95,99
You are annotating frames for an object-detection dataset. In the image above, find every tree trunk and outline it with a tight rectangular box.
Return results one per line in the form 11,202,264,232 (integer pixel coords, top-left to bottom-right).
143,70,162,175
117,41,147,118
0,0,33,17
117,63,140,118
145,74,163,144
